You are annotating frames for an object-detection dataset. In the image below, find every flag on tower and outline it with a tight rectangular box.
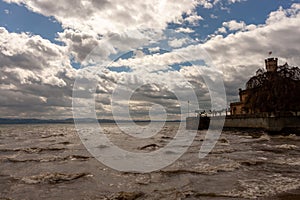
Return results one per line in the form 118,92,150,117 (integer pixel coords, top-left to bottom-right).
268,51,272,56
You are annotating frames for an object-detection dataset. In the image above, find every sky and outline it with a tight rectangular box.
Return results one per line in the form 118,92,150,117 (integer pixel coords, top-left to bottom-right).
0,0,299,120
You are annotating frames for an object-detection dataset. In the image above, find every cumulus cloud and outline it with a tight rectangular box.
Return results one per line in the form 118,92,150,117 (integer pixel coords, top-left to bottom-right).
4,0,200,33
168,38,191,48
190,4,300,100
197,0,213,9
217,27,227,34
216,20,258,34
4,9,10,14
1,2,300,119
0,27,77,118
184,11,204,25
204,3,300,67
222,20,246,31
2,0,222,119
227,0,242,4
110,3,300,103
4,0,202,63
210,14,218,19
175,27,195,33
98,3,300,101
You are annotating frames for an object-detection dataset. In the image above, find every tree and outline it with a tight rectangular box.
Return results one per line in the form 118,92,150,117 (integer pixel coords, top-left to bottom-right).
244,64,300,113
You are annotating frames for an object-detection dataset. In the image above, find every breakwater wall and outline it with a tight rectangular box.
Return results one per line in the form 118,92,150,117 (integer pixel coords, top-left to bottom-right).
186,116,300,132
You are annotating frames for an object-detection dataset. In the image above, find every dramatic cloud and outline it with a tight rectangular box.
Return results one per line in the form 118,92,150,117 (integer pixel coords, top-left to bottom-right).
4,0,202,62
4,0,198,32
1,1,300,119
110,3,300,102
0,27,76,118
193,4,300,100
3,0,245,63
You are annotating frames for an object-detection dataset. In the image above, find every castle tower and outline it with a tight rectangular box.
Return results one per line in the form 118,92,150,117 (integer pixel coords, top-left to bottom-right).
265,57,278,72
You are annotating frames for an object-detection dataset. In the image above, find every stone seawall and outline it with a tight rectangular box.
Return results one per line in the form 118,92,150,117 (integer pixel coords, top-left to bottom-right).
186,116,300,132
224,117,277,131
186,117,200,130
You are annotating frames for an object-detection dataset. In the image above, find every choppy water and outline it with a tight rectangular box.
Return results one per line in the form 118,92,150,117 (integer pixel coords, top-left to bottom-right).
0,123,300,200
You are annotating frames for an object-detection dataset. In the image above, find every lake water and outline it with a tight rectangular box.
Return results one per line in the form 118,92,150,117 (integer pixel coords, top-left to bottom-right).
0,123,300,199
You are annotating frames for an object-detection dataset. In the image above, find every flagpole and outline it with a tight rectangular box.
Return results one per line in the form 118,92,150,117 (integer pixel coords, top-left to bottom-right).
188,100,190,118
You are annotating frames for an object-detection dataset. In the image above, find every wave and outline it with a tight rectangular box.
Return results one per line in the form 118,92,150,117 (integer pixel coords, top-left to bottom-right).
258,143,299,154
4,155,90,163
0,147,66,153
21,172,92,184
274,144,298,150
41,133,65,138
161,161,241,175
272,134,300,141
108,191,145,200
272,157,300,166
138,144,160,151
239,133,270,144
222,174,300,199
210,148,236,154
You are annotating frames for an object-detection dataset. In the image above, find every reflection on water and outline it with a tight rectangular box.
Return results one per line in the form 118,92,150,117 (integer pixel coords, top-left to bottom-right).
0,123,300,199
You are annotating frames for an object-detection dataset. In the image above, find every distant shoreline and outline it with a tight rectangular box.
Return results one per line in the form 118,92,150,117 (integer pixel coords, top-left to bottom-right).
0,118,181,125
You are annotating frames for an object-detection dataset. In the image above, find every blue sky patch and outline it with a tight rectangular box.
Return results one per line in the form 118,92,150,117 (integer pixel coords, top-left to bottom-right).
0,1,63,44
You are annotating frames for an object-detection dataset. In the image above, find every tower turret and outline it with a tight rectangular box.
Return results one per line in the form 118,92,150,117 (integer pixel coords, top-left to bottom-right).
265,57,278,72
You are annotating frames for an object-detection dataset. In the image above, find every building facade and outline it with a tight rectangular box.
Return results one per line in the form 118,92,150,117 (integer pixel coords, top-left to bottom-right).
230,57,278,116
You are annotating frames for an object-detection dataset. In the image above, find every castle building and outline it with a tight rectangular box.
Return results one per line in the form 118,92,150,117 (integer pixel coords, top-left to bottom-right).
265,57,278,72
230,89,250,115
230,57,278,115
